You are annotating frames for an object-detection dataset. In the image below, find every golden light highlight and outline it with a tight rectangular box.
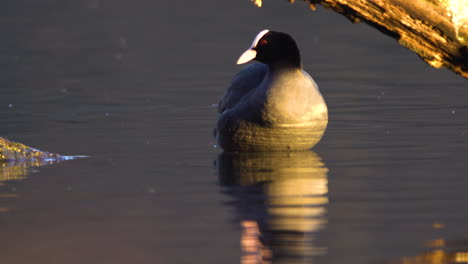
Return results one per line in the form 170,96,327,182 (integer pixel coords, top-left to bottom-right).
250,0,262,7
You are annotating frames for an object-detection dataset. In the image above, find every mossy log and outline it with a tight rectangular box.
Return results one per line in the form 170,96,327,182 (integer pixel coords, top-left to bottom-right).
0,137,67,185
253,0,468,79
0,137,60,162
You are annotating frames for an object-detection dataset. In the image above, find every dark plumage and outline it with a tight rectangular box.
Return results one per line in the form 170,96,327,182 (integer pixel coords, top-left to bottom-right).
215,30,328,151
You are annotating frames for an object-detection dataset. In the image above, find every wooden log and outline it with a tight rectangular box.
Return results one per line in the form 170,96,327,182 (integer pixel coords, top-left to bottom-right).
252,0,468,79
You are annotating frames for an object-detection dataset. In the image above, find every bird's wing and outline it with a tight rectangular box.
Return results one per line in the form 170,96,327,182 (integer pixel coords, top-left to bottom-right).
217,63,268,114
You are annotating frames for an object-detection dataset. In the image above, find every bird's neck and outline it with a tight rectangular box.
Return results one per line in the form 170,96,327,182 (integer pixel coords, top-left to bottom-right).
269,63,302,74
269,59,302,72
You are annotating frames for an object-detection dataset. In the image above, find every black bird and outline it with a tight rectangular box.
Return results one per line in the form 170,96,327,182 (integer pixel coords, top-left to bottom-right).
216,30,328,151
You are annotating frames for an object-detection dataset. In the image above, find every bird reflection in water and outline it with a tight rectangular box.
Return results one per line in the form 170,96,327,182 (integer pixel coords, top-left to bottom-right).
217,151,328,264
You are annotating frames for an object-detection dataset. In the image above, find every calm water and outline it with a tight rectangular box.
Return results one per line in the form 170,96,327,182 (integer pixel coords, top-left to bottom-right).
1,1,468,263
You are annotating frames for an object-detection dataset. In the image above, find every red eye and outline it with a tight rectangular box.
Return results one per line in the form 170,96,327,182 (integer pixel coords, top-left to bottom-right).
260,39,268,45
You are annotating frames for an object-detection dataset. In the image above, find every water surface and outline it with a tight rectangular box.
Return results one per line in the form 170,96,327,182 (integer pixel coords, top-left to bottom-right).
1,1,468,263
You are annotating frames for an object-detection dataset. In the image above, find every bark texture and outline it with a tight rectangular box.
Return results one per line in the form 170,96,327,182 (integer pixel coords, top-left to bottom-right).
253,0,468,78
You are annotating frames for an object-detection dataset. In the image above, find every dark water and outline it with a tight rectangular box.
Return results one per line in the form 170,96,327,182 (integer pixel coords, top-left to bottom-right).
1,1,468,263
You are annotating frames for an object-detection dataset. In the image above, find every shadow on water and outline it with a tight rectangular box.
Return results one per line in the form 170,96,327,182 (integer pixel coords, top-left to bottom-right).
217,151,328,264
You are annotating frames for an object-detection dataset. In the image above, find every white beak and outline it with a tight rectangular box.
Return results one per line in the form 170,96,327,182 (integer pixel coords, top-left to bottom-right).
236,29,269,65
236,49,257,64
